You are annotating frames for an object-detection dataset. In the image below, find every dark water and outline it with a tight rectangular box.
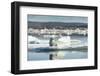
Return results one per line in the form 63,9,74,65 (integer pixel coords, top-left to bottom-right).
28,36,88,61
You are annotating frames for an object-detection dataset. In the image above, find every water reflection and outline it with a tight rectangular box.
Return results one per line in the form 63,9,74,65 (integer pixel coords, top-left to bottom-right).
49,51,65,60
28,36,88,61
49,50,87,60
28,49,87,61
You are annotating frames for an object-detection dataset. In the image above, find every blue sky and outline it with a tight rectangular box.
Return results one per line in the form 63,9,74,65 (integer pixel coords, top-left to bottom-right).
28,15,88,23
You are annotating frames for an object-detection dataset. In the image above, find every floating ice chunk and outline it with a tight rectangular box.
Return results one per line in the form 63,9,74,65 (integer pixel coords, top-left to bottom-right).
28,35,40,43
